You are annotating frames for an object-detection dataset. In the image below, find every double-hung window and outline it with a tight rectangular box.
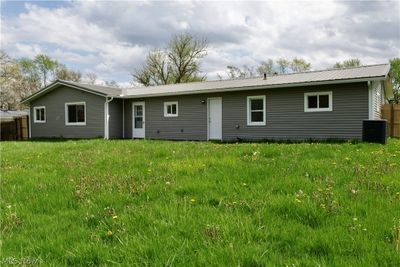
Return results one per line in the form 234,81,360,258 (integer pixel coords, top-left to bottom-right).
247,95,266,126
164,101,178,117
33,106,46,123
65,102,86,126
304,91,333,112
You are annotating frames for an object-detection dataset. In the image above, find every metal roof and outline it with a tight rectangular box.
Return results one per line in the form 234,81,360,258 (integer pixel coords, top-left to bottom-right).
61,80,123,96
21,79,123,103
21,64,390,104
123,63,390,97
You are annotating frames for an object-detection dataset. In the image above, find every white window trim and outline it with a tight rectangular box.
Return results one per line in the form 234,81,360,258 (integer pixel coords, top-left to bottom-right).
65,102,86,126
304,91,333,112
164,101,178,117
247,95,266,126
33,106,46,123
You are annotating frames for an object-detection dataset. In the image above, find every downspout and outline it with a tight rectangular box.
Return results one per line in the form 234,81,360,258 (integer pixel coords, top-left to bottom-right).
28,105,32,139
104,97,114,140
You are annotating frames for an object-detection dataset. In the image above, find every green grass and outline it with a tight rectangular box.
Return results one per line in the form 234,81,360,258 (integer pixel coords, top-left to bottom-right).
1,139,400,266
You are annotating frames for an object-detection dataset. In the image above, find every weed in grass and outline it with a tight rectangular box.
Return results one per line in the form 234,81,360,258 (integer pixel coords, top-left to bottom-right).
393,218,400,252
1,205,22,233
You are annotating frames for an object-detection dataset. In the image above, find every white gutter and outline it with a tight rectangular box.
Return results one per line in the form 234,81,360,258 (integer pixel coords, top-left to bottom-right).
104,97,114,139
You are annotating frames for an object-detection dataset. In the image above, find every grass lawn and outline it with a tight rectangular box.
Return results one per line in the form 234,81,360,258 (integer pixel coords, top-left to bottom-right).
1,139,400,266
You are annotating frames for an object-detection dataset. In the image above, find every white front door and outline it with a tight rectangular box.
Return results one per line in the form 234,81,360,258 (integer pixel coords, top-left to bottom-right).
132,102,145,138
208,97,222,140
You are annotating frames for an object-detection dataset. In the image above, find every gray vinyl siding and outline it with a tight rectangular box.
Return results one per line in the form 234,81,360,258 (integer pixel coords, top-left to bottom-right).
123,99,133,138
122,82,368,141
145,96,207,140
109,98,123,138
30,86,105,138
123,96,207,140
222,83,368,140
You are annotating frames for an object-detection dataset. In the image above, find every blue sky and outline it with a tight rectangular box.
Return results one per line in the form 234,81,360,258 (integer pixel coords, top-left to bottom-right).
1,0,399,87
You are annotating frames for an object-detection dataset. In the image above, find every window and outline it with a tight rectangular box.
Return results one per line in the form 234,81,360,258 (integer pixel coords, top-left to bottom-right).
164,101,178,117
65,102,86,125
247,95,266,126
304,92,332,112
33,106,46,123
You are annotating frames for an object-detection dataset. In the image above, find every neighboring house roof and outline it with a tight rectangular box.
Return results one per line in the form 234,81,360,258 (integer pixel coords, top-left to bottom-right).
0,110,29,121
0,110,29,117
21,79,123,104
21,64,391,104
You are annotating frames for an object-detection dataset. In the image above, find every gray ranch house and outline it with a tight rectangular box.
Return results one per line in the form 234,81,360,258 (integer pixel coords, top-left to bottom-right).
21,64,393,141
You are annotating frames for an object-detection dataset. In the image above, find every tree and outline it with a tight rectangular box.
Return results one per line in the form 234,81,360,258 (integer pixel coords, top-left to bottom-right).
389,58,400,104
226,65,255,79
34,54,59,87
132,33,208,86
222,57,311,80
333,58,362,69
1,51,22,109
85,72,98,85
19,58,41,92
276,58,290,74
1,51,84,109
55,64,82,82
105,80,120,88
290,57,311,73
256,59,275,76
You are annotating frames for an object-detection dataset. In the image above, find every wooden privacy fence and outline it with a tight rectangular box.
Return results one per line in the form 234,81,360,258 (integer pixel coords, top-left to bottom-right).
0,115,29,141
381,104,400,138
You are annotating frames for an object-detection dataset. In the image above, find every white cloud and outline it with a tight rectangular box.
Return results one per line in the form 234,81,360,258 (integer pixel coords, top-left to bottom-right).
13,43,43,58
2,0,399,83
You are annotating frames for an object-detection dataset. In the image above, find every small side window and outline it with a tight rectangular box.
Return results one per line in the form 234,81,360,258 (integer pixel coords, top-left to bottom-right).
247,96,266,126
164,102,178,117
304,92,332,112
33,106,46,123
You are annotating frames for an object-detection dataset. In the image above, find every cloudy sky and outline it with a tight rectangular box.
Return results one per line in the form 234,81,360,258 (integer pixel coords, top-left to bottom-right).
1,0,399,86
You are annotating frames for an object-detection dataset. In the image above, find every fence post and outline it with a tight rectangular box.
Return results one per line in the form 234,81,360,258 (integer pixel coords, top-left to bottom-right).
390,104,395,137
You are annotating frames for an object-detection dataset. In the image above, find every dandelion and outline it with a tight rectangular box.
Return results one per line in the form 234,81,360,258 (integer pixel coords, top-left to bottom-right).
190,198,196,203
112,215,118,220
107,230,113,237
